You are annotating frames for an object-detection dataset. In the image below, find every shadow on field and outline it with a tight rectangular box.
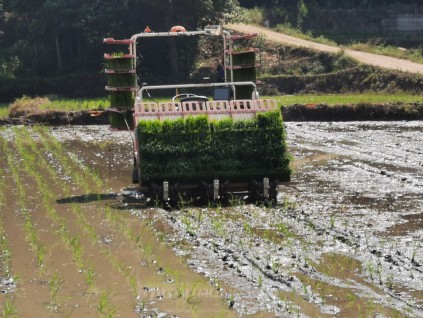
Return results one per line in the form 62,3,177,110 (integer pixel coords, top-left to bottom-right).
56,193,118,204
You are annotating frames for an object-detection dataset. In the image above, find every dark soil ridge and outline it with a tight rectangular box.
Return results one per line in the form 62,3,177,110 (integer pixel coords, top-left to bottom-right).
1,103,422,126
0,110,109,126
282,102,423,121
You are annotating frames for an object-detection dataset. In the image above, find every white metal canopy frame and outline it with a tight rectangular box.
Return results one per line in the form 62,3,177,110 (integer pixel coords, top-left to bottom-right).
128,25,233,83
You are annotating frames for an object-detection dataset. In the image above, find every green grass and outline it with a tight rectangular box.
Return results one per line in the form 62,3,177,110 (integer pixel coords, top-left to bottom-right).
348,43,423,64
270,93,423,106
274,23,337,47
5,97,109,118
0,104,8,119
46,98,109,111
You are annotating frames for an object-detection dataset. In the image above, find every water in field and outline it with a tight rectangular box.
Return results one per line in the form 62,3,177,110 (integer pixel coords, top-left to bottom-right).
1,121,422,317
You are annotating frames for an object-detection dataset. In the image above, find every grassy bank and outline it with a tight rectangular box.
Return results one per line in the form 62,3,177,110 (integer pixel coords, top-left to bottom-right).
2,94,423,121
1,97,109,119
272,93,423,107
0,104,8,119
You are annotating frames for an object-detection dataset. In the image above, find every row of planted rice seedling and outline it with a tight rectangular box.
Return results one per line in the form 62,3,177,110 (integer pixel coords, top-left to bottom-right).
36,128,185,312
0,134,17,318
33,126,103,192
4,132,47,267
16,128,101,268
2,126,248,316
137,111,291,185
0,136,11,273
13,129,89,275
12,128,120,315
30,127,140,312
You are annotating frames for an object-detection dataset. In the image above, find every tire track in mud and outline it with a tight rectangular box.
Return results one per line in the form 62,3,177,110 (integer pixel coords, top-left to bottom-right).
145,203,420,317
284,121,423,314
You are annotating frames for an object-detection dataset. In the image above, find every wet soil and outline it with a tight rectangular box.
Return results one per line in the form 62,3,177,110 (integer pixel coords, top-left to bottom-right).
1,122,422,317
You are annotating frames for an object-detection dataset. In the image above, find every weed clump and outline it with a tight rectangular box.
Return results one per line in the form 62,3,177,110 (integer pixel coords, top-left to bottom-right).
8,96,51,118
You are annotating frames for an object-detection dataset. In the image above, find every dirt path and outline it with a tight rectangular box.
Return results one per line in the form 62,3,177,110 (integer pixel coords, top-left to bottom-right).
226,23,423,75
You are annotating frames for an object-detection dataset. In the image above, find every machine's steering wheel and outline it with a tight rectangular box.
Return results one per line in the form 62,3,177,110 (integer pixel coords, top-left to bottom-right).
172,93,209,103
172,93,196,102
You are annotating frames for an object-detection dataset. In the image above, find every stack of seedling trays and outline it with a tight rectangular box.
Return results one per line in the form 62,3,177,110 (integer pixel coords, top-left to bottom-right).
104,38,137,129
137,110,291,187
231,49,259,99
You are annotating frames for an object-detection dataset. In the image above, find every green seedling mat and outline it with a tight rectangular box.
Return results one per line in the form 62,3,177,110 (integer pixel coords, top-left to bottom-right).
137,111,290,185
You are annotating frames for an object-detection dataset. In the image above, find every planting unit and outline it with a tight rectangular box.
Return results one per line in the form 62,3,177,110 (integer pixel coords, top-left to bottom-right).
104,25,291,203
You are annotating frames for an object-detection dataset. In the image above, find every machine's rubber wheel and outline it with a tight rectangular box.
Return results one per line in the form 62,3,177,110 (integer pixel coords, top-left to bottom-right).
249,180,261,203
263,179,279,207
132,156,139,184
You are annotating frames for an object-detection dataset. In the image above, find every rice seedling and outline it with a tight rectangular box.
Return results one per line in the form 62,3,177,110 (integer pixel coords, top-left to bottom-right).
275,222,293,238
329,213,336,229
128,274,137,296
272,262,281,274
411,243,421,265
69,236,84,268
186,285,201,313
227,294,235,308
176,282,185,298
182,214,194,233
211,219,225,238
366,262,375,282
1,298,17,317
243,222,252,235
376,263,383,285
143,242,154,263
85,267,95,288
386,274,394,290
48,272,63,307
258,274,263,288
98,291,117,318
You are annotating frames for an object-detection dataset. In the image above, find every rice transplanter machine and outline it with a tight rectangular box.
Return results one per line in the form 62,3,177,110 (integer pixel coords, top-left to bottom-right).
103,25,291,203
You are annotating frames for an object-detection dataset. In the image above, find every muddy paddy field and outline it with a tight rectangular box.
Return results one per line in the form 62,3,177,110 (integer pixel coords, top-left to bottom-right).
0,121,422,317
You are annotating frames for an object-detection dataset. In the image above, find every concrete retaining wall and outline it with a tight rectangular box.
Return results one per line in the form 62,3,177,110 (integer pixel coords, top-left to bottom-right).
382,13,423,32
